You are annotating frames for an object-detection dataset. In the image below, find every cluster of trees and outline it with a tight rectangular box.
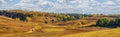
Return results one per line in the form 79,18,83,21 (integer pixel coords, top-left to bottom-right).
66,14,93,19
0,10,44,21
75,20,88,28
0,11,27,20
0,10,93,24
55,14,75,21
96,18,120,28
0,10,76,24
0,10,38,22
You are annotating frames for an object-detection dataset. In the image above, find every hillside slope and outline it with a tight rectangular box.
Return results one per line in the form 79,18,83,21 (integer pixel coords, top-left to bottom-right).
63,28,120,37
0,16,34,34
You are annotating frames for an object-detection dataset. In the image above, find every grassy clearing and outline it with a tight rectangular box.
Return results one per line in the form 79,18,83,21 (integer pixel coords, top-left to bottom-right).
63,28,120,37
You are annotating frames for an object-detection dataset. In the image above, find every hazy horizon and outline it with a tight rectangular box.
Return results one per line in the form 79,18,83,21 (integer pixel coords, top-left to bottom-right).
0,0,120,14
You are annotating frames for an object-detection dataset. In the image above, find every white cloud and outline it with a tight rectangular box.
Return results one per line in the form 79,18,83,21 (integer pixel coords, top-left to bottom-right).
9,0,14,1
103,1,115,5
0,0,6,4
14,3,36,7
20,0,37,3
56,0,66,3
0,0,120,14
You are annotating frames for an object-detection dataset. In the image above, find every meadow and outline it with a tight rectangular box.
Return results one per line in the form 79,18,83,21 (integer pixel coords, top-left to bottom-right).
0,10,119,37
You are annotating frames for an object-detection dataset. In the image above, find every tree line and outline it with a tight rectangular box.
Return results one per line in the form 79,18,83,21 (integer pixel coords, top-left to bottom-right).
96,18,120,28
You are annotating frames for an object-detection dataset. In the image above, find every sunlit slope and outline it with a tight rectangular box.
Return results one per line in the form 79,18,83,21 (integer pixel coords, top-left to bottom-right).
63,28,120,37
0,16,34,34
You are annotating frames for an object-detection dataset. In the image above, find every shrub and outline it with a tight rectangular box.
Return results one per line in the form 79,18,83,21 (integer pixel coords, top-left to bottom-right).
45,20,49,24
96,18,120,27
115,18,120,26
109,20,115,26
77,22,82,27
96,18,110,27
15,18,20,21
80,20,88,24
32,12,39,18
26,16,31,22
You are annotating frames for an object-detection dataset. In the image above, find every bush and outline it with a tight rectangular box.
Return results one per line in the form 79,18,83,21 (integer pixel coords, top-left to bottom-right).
115,18,120,26
77,22,82,27
26,16,31,22
45,20,49,24
109,20,115,25
15,18,20,21
96,18,120,27
80,20,88,24
96,18,110,27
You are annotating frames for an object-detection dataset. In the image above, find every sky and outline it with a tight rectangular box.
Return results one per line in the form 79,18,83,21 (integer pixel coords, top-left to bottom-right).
0,0,120,14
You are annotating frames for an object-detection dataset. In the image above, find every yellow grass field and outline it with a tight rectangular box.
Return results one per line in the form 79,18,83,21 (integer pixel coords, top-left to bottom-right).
0,10,120,37
63,28,120,37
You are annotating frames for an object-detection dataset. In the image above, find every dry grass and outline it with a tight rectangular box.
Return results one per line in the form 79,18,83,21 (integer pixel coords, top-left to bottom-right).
63,28,120,37
42,28,65,33
0,16,34,34
0,11,117,37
